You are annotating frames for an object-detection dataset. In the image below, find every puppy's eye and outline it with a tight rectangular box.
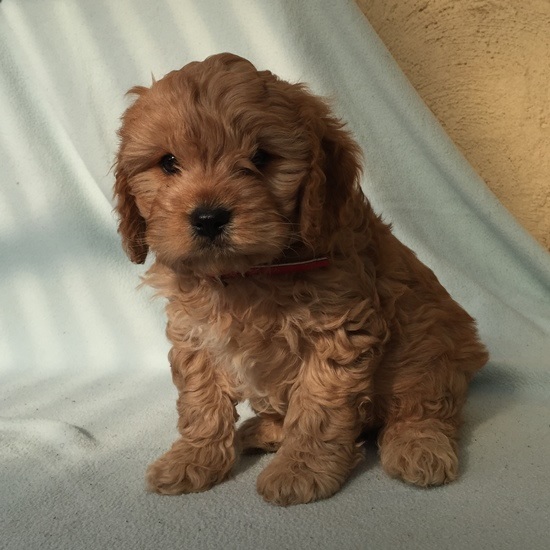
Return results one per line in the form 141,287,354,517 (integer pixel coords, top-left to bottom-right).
250,149,270,170
160,154,180,175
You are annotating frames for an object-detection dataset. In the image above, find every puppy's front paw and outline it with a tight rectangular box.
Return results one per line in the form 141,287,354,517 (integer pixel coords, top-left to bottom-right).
256,452,351,506
146,441,235,495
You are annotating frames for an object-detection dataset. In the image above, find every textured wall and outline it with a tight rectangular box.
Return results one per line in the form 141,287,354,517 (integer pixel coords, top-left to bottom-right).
357,0,550,251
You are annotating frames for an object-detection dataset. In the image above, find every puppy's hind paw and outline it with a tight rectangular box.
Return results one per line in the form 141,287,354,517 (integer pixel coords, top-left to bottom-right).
379,422,459,487
237,415,284,454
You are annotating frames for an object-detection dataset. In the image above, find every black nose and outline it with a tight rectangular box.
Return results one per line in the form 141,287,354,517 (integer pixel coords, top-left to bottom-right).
190,206,232,240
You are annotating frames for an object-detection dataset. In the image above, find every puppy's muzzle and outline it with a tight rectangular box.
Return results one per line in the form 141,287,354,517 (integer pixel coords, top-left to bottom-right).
190,206,232,240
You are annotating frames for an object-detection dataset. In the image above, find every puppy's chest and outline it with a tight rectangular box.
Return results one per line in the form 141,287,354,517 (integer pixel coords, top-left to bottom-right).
171,287,309,391
167,277,381,394
211,299,304,388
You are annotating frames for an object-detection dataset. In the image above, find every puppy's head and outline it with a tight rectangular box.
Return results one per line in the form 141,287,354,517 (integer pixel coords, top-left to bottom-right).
114,53,361,276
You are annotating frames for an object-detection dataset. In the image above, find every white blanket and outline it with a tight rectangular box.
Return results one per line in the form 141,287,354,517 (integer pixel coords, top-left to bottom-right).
1,1,549,548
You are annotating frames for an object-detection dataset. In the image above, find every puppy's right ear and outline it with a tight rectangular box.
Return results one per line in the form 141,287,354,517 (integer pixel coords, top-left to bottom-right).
113,160,148,264
113,85,150,264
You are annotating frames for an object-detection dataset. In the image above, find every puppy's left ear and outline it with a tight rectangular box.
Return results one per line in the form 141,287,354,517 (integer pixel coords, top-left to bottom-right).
300,109,362,247
113,161,148,264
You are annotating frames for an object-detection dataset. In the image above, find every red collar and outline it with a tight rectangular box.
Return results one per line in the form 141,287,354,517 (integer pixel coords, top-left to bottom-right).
219,257,330,281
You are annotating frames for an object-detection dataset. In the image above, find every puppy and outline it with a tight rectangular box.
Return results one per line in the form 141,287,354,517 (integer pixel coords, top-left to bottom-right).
114,53,488,505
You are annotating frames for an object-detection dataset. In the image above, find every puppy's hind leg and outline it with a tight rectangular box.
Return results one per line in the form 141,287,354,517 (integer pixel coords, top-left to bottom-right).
379,417,461,486
377,357,475,487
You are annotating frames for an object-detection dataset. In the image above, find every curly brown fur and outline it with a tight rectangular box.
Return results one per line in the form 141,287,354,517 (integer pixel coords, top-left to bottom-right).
114,53,488,505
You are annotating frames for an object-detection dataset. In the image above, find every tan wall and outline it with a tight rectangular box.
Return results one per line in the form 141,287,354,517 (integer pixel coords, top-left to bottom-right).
357,0,550,251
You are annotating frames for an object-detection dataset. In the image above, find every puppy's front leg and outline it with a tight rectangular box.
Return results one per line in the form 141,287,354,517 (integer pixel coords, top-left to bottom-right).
147,347,238,495
257,358,369,505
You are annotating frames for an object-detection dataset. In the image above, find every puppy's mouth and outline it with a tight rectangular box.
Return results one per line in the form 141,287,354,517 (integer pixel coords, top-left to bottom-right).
179,205,291,274
176,233,283,279
151,204,296,278
178,247,281,279
180,229,322,281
